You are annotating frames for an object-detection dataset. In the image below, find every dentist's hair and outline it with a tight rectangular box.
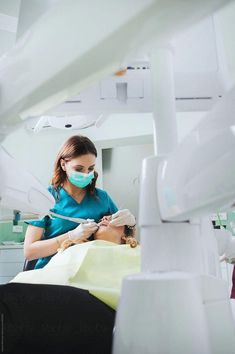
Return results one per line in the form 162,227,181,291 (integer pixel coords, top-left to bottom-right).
51,135,98,197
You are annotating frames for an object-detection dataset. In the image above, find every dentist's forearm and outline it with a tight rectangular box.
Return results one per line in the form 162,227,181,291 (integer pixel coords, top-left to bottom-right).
24,232,69,260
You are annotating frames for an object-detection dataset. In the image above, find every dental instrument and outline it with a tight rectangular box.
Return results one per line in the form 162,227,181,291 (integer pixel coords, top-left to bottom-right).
49,211,94,225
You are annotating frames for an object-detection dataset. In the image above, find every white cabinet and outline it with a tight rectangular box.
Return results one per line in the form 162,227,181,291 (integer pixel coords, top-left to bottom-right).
0,245,24,284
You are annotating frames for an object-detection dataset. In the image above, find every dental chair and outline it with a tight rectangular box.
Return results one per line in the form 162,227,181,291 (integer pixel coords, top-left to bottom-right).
23,258,38,271
0,282,115,354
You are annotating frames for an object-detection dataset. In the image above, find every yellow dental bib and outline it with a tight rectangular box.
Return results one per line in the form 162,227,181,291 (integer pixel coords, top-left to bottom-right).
11,240,140,309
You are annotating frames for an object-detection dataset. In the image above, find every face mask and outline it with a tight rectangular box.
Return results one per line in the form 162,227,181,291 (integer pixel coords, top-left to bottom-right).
68,170,94,188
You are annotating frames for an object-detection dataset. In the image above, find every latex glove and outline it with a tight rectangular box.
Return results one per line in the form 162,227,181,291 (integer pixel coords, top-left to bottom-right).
109,209,135,227
68,220,98,242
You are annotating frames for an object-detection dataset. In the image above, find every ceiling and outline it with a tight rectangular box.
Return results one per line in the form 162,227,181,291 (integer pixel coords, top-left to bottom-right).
0,0,20,17
0,0,20,56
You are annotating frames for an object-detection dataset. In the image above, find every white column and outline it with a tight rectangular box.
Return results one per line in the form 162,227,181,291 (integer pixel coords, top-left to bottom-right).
150,46,178,155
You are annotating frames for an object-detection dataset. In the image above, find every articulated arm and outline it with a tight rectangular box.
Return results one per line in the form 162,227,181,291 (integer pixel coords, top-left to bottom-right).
157,85,235,221
0,147,55,215
0,0,231,131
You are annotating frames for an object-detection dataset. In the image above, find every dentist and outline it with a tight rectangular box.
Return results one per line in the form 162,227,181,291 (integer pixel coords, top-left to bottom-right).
24,135,135,269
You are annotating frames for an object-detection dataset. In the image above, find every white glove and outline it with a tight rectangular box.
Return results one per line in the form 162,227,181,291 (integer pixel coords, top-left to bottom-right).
68,220,98,242
109,209,135,227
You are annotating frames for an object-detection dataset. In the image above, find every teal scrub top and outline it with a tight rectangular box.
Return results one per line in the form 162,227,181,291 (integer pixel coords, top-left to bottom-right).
25,186,118,269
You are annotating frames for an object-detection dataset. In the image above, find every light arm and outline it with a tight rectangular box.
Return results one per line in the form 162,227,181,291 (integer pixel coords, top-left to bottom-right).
0,146,55,215
158,85,235,221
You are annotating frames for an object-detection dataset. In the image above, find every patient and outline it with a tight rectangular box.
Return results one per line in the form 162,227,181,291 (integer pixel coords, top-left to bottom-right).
3,218,138,354
58,215,138,251
11,217,140,310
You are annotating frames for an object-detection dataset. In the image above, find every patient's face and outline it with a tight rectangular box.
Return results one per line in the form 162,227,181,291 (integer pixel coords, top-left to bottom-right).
94,216,125,244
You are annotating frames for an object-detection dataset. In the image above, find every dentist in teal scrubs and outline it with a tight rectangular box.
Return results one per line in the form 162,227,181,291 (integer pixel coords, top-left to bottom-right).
24,135,135,269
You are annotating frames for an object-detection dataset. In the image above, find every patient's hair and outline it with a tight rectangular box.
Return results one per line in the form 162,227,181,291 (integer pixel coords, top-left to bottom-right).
51,135,98,199
58,225,138,252
121,226,137,247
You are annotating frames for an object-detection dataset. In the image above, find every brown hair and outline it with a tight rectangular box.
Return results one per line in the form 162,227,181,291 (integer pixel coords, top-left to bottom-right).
121,226,138,248
51,135,98,198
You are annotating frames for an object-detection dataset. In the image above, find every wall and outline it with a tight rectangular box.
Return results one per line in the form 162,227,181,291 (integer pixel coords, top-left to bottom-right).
102,143,154,240
0,221,27,243
2,111,205,186
216,1,235,85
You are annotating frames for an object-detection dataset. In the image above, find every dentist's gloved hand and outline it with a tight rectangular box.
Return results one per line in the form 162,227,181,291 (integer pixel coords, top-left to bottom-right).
68,219,98,242
109,209,136,227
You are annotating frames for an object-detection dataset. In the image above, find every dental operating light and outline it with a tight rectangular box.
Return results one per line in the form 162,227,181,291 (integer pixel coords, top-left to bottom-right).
33,115,97,133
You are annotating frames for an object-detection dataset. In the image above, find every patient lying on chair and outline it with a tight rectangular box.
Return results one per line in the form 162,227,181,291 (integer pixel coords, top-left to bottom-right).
11,216,140,309
58,215,138,251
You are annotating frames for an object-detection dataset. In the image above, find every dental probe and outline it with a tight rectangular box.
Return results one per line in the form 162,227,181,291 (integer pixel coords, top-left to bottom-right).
49,211,94,224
